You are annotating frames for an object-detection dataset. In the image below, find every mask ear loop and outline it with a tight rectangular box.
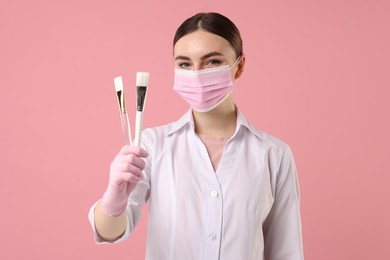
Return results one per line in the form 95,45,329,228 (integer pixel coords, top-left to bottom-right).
230,56,244,81
229,56,242,69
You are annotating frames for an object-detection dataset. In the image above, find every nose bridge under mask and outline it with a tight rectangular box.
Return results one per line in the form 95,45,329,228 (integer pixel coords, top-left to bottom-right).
174,68,232,88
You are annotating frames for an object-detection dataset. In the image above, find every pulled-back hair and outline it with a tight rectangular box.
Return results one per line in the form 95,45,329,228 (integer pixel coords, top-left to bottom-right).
173,12,243,58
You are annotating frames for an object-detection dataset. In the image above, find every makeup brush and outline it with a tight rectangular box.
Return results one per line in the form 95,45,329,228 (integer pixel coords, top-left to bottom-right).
114,76,132,145
134,72,149,147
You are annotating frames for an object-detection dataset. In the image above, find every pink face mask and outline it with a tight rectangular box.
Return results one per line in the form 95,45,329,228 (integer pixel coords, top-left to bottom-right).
173,57,240,112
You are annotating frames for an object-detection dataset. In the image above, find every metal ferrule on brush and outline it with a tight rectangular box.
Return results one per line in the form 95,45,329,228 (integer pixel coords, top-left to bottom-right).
134,72,149,147
117,90,127,113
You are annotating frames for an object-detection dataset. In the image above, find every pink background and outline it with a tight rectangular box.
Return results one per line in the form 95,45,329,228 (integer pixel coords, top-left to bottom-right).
1,0,389,259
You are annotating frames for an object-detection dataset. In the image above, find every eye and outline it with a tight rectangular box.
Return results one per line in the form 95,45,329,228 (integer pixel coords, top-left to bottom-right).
178,62,191,68
206,59,221,67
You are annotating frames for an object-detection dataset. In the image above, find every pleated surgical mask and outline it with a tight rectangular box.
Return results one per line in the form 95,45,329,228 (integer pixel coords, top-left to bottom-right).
173,57,241,112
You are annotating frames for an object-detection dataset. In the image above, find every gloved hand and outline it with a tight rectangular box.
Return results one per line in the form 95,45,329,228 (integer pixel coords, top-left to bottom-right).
101,145,149,217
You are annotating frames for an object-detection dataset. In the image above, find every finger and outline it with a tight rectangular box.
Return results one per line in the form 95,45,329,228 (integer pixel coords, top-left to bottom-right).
116,154,145,171
118,171,143,183
119,145,132,155
125,154,146,170
117,162,143,177
120,145,149,158
127,164,144,178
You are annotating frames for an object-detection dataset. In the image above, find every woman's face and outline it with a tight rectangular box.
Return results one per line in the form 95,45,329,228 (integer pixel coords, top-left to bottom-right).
173,29,241,79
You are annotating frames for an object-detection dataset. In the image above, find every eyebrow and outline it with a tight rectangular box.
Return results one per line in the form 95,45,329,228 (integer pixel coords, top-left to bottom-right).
175,52,224,61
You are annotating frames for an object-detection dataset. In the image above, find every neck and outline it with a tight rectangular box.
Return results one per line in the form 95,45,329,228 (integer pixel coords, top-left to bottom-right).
192,96,237,138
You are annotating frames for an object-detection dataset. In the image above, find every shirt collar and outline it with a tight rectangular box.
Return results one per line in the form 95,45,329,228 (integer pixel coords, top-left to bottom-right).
167,107,264,141
235,108,264,140
167,109,194,136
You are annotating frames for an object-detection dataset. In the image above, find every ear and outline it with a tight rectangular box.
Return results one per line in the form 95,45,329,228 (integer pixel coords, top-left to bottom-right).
234,55,246,80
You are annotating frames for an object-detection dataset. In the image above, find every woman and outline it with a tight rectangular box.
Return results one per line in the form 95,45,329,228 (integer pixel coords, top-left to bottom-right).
89,12,304,260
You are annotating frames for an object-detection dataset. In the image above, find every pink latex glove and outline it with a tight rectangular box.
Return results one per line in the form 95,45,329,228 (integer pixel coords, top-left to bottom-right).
101,145,148,217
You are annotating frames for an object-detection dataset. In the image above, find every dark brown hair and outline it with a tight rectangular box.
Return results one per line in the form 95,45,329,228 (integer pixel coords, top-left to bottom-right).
173,12,243,58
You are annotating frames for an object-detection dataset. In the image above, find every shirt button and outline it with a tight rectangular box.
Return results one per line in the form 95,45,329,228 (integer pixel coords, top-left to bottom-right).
210,191,219,198
209,232,217,241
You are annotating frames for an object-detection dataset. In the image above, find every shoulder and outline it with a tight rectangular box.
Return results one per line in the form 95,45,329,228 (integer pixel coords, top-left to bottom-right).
142,110,192,147
259,129,292,156
141,117,189,150
244,124,297,191
142,122,175,144
240,116,292,158
239,117,295,179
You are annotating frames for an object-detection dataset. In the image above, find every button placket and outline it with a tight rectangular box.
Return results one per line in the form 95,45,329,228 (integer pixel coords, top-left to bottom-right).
193,133,223,258
203,181,223,259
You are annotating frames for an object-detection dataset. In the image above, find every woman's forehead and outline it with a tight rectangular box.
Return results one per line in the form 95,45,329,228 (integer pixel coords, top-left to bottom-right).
173,30,235,59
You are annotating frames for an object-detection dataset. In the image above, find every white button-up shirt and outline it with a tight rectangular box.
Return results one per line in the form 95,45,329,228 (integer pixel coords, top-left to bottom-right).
89,108,304,260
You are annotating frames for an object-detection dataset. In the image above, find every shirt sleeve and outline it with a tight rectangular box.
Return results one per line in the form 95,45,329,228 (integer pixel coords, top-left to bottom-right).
263,145,304,260
87,141,152,245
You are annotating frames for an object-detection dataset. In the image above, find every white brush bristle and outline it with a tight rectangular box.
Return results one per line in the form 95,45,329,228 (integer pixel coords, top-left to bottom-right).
114,76,123,91
136,72,149,86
